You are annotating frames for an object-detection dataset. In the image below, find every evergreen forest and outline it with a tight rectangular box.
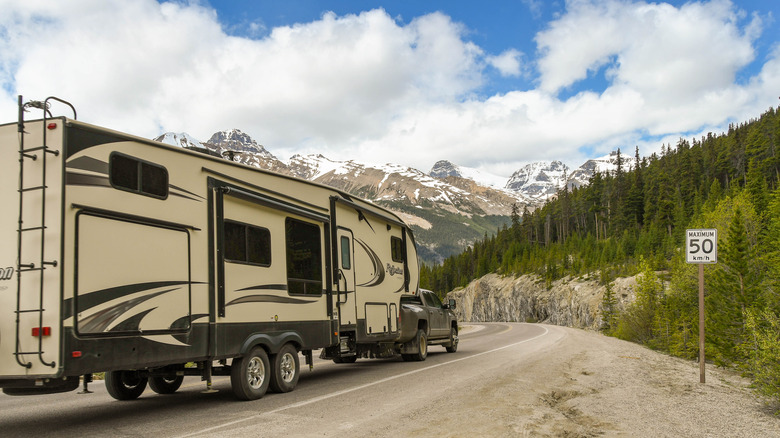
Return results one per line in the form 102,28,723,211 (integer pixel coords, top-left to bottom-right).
420,106,780,402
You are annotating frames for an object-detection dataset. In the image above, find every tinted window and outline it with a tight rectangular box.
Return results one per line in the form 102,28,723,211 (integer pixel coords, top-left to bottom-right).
224,220,271,266
423,291,443,308
391,236,404,263
286,218,322,295
340,236,351,270
110,153,168,199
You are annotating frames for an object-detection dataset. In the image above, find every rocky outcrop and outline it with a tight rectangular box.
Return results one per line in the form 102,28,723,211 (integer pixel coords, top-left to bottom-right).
446,273,637,330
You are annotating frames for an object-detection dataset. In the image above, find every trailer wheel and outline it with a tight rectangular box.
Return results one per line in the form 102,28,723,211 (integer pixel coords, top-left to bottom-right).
402,329,428,362
269,343,300,393
149,375,184,394
105,370,148,401
231,347,270,400
445,326,459,353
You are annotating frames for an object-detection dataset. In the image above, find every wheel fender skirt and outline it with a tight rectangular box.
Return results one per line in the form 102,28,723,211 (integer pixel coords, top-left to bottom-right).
239,332,303,355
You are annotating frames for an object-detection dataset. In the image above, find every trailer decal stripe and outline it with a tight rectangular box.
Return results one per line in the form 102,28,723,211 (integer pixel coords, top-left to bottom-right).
355,238,384,287
63,280,196,319
65,156,109,173
236,284,288,292
65,171,111,187
109,307,156,332
169,184,206,201
225,294,317,306
66,172,203,202
77,288,176,332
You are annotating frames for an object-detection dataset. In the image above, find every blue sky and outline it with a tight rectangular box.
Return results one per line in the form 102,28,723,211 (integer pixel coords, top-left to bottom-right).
1,0,779,177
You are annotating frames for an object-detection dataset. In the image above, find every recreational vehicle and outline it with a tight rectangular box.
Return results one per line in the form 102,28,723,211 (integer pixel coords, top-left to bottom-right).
0,96,423,401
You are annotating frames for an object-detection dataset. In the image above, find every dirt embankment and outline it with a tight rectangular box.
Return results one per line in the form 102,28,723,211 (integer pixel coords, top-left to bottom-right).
412,326,780,437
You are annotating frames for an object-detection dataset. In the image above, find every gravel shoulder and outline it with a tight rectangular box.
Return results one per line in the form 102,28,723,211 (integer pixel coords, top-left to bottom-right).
407,324,780,437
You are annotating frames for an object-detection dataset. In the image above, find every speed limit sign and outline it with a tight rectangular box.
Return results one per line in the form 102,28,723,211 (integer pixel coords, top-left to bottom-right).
686,229,718,264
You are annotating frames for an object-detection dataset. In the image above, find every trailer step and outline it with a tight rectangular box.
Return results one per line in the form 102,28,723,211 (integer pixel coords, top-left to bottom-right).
19,185,47,193
21,146,59,156
15,308,47,314
19,226,46,232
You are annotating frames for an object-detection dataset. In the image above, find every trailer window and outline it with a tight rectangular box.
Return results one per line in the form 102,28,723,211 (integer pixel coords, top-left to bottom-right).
224,220,271,266
110,153,168,199
340,236,351,270
286,218,322,295
391,236,405,263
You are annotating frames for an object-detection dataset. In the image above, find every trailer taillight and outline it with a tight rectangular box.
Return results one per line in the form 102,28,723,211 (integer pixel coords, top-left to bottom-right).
72,351,82,358
47,122,57,130
31,327,51,337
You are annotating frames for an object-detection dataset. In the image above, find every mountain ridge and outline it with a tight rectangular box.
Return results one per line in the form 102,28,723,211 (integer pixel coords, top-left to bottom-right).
155,130,633,263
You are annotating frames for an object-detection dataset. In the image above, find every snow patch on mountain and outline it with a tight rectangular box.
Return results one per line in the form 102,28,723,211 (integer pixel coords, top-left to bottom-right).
430,160,512,189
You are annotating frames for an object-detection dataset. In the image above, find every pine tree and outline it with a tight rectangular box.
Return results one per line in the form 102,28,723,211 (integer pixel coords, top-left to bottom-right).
707,206,762,365
600,282,619,333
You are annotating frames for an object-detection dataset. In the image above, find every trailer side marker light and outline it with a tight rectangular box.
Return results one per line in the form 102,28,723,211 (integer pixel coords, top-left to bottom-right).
72,351,82,358
47,123,57,130
32,327,51,337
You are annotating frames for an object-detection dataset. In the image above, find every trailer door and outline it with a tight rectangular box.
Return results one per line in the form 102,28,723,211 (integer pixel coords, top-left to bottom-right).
336,228,357,327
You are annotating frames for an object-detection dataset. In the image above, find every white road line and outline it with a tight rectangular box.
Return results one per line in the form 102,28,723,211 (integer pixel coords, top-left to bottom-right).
179,324,550,437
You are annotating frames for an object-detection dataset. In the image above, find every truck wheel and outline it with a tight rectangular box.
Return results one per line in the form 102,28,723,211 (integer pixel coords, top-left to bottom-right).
105,370,148,400
269,343,300,393
406,329,428,361
446,327,459,353
231,347,270,400
149,375,184,394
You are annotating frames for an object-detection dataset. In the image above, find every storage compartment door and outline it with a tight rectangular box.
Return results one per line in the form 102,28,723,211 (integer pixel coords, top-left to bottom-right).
75,213,191,335
365,303,389,335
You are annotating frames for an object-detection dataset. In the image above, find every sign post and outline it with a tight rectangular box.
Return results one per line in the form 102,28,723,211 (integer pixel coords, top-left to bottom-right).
686,229,717,384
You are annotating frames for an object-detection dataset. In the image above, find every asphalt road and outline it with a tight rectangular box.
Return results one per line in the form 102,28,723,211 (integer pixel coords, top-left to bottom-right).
0,323,560,437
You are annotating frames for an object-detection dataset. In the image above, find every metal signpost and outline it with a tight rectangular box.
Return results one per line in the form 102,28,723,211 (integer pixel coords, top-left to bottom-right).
686,229,717,384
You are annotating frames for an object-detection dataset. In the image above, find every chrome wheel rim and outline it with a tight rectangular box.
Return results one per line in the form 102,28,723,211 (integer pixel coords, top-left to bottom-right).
280,353,296,383
247,357,266,389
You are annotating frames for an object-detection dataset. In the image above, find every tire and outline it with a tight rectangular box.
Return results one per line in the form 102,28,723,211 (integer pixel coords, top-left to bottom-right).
410,329,428,361
105,370,148,401
333,355,357,364
269,344,300,393
148,375,184,394
446,326,459,353
231,347,271,400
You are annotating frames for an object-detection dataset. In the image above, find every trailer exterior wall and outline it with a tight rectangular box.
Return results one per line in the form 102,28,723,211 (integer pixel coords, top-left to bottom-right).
0,115,420,386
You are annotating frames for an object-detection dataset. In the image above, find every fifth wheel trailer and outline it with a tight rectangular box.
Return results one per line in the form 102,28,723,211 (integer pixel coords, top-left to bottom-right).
0,96,423,401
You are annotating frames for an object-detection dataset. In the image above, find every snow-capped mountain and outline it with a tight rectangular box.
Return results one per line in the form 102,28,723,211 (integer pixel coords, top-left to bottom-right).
428,151,639,202
154,132,206,150
567,151,638,189
154,129,638,264
157,129,288,172
289,154,524,216
505,161,570,201
429,160,509,189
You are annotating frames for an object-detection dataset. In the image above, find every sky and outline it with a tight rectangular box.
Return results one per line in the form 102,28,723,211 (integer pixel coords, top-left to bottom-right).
1,0,779,178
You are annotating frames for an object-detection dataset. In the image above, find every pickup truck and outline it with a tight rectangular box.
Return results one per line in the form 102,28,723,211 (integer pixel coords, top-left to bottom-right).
396,289,459,361
326,289,458,364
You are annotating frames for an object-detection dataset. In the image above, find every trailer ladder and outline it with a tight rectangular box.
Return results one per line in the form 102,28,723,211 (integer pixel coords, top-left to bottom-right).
13,96,75,369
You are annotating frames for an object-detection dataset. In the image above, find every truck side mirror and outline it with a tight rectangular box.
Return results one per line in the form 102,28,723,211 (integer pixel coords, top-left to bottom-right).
448,299,456,309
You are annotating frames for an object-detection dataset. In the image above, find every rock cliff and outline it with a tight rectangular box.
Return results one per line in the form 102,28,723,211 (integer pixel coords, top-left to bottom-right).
446,273,637,330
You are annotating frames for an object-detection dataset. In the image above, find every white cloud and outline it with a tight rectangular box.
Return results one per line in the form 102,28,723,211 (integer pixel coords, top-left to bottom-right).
536,0,759,101
0,0,777,179
486,49,524,77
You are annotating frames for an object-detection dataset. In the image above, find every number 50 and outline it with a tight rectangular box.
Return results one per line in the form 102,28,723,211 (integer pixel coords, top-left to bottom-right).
690,238,714,254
